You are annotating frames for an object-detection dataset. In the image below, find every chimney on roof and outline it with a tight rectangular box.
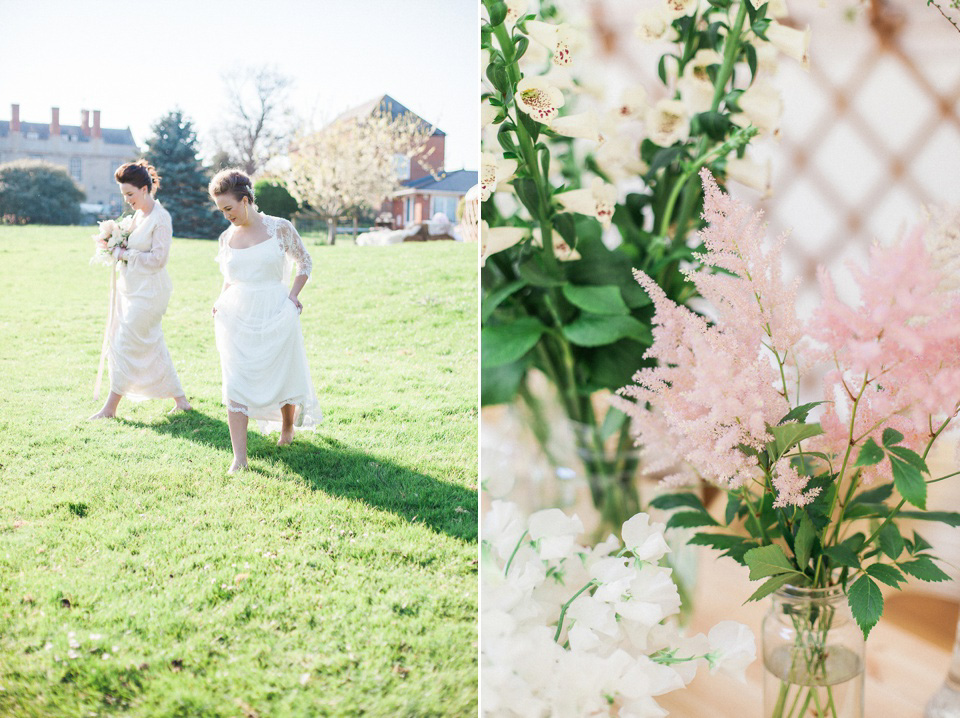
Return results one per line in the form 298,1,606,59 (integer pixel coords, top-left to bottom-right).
50,107,60,136
11,104,20,132
81,109,90,137
93,110,101,139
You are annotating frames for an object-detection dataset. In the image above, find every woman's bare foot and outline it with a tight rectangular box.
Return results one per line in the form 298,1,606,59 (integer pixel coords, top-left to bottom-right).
88,409,116,420
169,396,192,414
278,427,295,446
228,459,248,474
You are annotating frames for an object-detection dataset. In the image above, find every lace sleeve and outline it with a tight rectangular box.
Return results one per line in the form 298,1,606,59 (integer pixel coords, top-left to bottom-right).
125,212,172,273
277,219,312,278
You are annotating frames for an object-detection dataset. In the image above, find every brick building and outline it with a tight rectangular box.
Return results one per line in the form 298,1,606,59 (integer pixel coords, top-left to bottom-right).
0,104,139,212
333,95,477,228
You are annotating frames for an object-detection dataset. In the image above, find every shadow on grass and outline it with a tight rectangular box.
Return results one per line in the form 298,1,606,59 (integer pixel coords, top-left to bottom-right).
122,410,477,542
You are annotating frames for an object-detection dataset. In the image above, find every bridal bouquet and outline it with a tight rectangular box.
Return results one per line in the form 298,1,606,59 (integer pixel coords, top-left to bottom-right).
613,172,960,714
90,215,133,266
480,0,809,531
482,499,755,716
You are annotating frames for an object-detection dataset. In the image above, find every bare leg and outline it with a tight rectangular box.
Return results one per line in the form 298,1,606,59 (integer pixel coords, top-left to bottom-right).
169,395,193,414
278,404,296,446
227,409,249,473
89,391,122,420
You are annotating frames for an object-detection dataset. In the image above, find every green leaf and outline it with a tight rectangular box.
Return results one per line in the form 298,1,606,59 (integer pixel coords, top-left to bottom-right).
480,360,526,406
909,530,933,554
899,556,951,582
562,314,652,347
823,544,860,569
696,111,731,141
497,123,517,154
513,34,529,61
561,284,629,316
794,513,817,572
777,402,825,426
650,493,710,513
539,144,550,182
850,482,893,506
517,256,564,287
888,446,929,474
480,318,546,367
898,511,960,527
553,213,576,245
580,339,649,393
882,428,904,447
877,521,904,560
842,503,889,520
746,574,795,603
767,422,824,459
689,533,749,550
744,544,798,580
848,575,883,640
854,438,885,467
891,454,927,510
725,494,744,526
517,109,541,142
487,0,507,26
514,177,541,216
481,280,527,323
599,408,627,442
865,563,906,588
666,511,720,529
649,146,683,173
485,61,510,95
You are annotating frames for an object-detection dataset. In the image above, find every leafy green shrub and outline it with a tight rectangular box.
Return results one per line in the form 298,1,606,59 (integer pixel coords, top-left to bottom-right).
0,160,84,224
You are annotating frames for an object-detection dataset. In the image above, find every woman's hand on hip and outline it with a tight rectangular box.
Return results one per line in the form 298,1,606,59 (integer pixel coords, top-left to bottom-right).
289,295,303,314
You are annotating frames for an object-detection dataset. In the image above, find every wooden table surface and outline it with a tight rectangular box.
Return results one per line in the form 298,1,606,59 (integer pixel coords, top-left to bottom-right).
657,550,958,717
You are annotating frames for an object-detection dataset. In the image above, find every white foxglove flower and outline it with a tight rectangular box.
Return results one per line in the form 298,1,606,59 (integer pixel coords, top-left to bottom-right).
636,6,671,42
595,134,648,183
756,42,780,74
549,111,604,143
664,0,698,20
481,98,500,128
614,85,649,121
481,220,528,266
526,20,581,67
707,621,757,683
515,77,565,124
685,48,723,83
519,38,551,70
751,0,789,17
766,21,811,68
528,508,583,559
480,152,519,201
678,76,714,115
505,0,527,28
621,513,671,563
532,228,582,261
556,177,617,229
541,64,576,93
645,99,690,147
726,156,771,195
735,79,783,136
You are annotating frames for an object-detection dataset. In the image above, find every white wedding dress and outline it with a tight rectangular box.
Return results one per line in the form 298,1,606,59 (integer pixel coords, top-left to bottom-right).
109,201,185,400
213,214,320,433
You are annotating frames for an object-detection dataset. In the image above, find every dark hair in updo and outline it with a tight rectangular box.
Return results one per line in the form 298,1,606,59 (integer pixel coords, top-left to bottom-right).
208,168,255,204
115,159,160,196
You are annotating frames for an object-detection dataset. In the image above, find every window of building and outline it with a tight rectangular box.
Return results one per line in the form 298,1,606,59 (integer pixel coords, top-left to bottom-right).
69,157,82,181
404,197,414,225
394,154,411,180
430,195,458,220
25,131,39,140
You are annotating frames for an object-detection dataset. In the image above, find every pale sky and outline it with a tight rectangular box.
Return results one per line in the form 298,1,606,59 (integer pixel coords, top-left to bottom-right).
0,0,479,170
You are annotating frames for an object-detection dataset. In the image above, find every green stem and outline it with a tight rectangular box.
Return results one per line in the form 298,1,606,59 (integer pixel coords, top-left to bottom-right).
504,530,529,577
554,579,598,642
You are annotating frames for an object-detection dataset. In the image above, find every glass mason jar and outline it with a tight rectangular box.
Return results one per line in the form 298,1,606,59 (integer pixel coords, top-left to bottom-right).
763,585,865,718
925,611,960,717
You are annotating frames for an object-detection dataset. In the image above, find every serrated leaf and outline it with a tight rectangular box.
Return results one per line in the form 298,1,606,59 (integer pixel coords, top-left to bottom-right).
823,544,860,568
725,494,743,526
882,428,904,447
865,563,906,588
910,530,933,554
854,438,885,467
877,521,904,560
899,556,951,582
746,573,795,603
850,483,893,506
778,402,825,425
768,422,824,459
888,446,929,474
666,511,720,529
480,318,545,367
561,314,652,347
744,544,799,580
848,575,883,640
689,533,749,550
794,513,817,572
891,454,927,510
561,284,629,316
650,492,710,513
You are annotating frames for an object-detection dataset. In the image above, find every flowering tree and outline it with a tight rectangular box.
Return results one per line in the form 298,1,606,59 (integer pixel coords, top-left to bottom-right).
285,108,434,245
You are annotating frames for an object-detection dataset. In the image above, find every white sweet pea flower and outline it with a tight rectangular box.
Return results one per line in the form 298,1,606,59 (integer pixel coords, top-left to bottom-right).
706,621,757,683
482,499,527,560
734,79,783,136
620,564,682,625
618,654,686,698
528,508,584,560
549,110,604,143
515,77,566,123
645,99,690,147
664,0,698,20
726,156,771,195
532,228,582,261
567,591,620,638
591,556,636,602
480,152,518,201
766,21,811,68
481,220,528,266
526,20,581,67
621,513,671,563
556,177,617,229
636,6,671,42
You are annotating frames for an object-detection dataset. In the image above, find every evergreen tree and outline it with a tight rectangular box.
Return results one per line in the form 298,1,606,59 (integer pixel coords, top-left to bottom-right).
143,109,227,239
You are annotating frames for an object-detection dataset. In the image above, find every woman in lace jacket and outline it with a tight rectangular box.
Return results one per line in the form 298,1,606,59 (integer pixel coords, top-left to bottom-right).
210,169,320,473
90,160,192,419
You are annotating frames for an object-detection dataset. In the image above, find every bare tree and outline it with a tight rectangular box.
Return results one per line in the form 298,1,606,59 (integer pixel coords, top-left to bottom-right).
213,66,294,175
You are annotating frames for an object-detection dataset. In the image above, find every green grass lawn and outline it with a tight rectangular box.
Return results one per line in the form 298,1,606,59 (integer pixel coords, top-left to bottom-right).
0,227,478,717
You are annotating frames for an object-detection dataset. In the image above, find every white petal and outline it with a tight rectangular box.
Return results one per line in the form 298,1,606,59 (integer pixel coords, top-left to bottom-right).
766,21,810,68
726,156,771,195
621,513,671,563
480,220,528,266
549,111,603,142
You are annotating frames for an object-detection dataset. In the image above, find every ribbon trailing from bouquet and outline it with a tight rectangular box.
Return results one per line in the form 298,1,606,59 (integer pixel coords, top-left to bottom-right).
93,265,118,401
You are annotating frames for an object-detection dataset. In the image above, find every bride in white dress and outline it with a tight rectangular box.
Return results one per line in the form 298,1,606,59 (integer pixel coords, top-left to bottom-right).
209,169,320,473
90,160,192,419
